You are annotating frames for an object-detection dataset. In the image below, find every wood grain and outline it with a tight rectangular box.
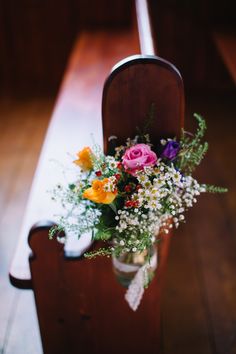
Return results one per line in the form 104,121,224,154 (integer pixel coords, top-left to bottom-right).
102,55,184,153
0,0,133,95
161,94,236,354
0,98,53,353
29,225,171,354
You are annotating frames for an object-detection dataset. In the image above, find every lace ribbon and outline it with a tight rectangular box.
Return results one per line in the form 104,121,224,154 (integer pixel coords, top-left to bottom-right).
113,250,158,311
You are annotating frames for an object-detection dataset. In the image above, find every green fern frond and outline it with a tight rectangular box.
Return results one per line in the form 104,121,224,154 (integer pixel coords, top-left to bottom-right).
84,247,112,258
204,184,228,193
177,113,208,174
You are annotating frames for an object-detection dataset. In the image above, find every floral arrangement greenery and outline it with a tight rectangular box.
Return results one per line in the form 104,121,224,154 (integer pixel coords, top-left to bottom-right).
49,113,227,258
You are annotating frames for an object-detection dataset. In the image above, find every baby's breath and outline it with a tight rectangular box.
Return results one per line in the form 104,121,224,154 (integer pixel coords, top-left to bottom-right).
50,114,227,258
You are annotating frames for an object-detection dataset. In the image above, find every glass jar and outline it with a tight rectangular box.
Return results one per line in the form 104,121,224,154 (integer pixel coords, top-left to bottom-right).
112,244,158,288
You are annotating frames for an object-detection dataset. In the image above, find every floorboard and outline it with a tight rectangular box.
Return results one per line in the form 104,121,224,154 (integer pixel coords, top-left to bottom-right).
0,98,53,354
162,93,236,354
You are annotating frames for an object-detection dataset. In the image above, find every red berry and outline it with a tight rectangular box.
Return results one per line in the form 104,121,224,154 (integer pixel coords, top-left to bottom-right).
125,200,132,207
117,162,123,170
115,173,121,180
124,185,131,193
95,171,102,176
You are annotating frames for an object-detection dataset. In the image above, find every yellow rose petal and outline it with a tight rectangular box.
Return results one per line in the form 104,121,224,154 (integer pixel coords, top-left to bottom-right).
83,179,117,204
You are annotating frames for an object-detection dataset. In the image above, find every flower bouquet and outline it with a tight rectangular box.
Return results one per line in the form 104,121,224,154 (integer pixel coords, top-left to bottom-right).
50,113,226,310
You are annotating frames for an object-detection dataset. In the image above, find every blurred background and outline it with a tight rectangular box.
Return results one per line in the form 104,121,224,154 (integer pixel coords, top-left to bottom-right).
0,0,236,353
1,0,235,95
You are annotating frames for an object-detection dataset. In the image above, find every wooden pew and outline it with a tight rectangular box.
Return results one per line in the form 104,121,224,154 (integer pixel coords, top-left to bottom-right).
9,1,184,353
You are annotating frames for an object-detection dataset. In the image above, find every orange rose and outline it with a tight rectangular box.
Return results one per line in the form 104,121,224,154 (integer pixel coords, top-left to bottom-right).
83,178,117,204
74,147,93,171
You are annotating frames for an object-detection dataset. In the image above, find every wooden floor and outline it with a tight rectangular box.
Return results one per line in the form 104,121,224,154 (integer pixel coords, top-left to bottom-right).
0,98,54,354
0,92,235,353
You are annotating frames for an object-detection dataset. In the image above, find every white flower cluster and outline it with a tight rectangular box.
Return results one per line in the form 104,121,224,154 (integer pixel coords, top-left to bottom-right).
116,209,160,234
133,163,183,212
55,201,102,240
105,156,117,170
103,176,117,192
113,162,205,252
114,209,161,252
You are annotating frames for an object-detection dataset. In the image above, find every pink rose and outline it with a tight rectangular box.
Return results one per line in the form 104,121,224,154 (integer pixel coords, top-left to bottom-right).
122,144,157,175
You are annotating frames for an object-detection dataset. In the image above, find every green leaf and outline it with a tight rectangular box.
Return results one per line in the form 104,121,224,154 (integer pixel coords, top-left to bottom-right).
95,228,112,241
109,202,117,214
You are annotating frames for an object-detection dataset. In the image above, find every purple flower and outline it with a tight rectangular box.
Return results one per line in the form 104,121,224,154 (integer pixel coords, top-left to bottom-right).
161,141,180,160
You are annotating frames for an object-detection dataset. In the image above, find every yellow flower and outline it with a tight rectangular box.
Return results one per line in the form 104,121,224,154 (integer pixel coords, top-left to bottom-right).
74,147,93,171
83,178,117,204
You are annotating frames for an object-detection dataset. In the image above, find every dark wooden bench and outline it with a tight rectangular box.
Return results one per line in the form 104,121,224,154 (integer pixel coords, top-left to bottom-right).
9,1,184,353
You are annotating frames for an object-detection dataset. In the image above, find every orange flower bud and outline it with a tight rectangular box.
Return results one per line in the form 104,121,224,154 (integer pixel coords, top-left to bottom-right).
74,147,93,171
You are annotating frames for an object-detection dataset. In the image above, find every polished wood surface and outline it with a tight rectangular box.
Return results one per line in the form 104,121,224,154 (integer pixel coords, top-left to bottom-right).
135,0,155,55
2,0,236,95
150,0,235,91
29,224,170,354
102,1,184,154
102,55,184,153
0,0,133,95
162,94,235,354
